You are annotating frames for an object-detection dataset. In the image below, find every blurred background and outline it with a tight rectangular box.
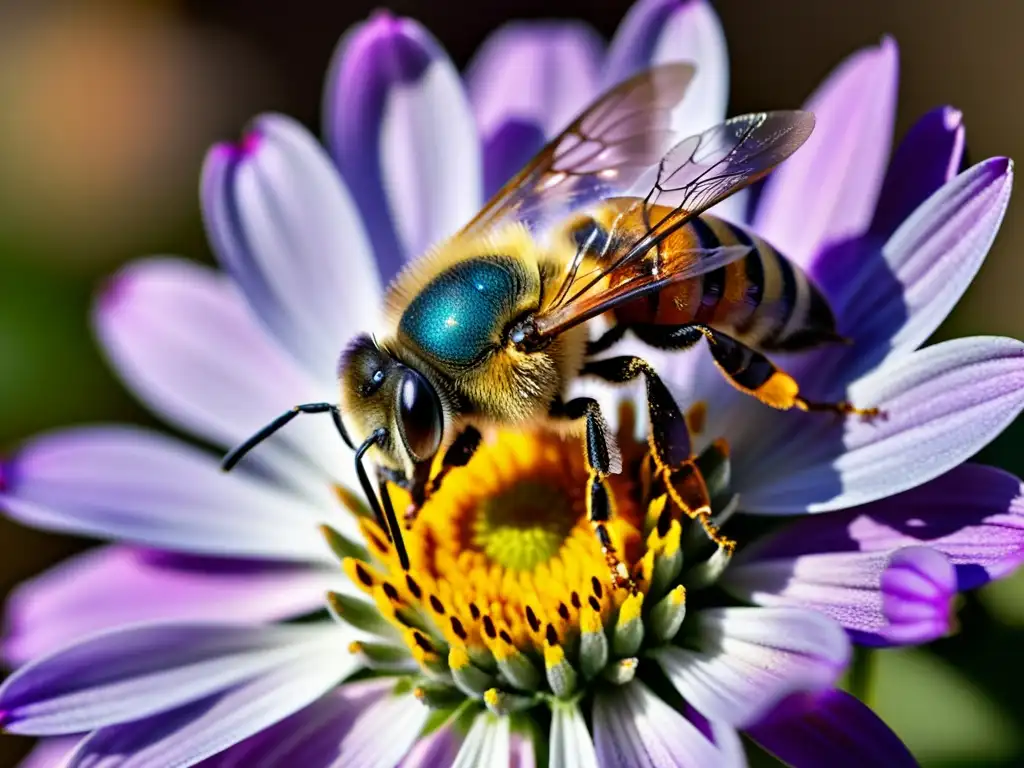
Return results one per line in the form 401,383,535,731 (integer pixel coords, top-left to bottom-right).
1,0,1021,765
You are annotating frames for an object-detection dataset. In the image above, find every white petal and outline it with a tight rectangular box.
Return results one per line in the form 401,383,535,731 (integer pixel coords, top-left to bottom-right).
3,545,340,665
202,115,381,384
0,426,344,560
0,622,351,736
68,641,356,768
592,680,721,767
653,607,850,728
381,55,482,259
450,714,510,768
328,689,428,767
95,258,354,492
740,337,1024,513
550,702,599,768
651,0,729,140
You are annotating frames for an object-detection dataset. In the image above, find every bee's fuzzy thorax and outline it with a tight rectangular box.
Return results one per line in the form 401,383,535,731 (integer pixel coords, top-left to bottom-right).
381,222,542,333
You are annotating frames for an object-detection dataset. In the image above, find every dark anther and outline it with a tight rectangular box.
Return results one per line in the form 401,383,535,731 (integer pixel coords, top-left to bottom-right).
382,582,401,602
545,624,559,647
483,616,497,639
451,617,468,640
354,563,374,588
405,574,422,599
429,595,446,615
525,606,542,633
591,576,604,599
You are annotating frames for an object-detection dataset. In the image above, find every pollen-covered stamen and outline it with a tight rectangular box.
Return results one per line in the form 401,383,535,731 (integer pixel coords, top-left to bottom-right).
330,426,742,706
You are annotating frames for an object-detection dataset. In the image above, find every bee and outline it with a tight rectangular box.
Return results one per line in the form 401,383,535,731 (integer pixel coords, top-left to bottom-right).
223,63,875,587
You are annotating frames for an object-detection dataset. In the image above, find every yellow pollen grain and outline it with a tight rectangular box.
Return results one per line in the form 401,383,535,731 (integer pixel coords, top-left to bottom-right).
347,641,362,654
449,644,471,671
669,585,687,606
580,605,603,635
484,688,501,709
544,644,566,668
491,635,517,662
618,592,644,626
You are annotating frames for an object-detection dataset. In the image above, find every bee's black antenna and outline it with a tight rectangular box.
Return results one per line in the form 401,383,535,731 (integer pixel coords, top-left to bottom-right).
355,429,410,571
222,405,409,570
221,402,355,472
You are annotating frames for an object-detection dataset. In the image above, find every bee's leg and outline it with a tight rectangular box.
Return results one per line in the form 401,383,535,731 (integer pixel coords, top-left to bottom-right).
555,397,635,592
633,323,878,419
581,355,735,554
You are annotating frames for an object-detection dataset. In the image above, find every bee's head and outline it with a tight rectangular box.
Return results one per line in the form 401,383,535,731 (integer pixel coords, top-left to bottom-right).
338,334,444,479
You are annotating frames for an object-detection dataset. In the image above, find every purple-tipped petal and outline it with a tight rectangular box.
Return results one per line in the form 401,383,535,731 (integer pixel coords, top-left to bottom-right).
748,689,918,768
195,679,426,768
870,106,966,240
753,38,898,269
743,464,1024,570
201,114,380,383
604,0,729,139
653,607,850,728
3,546,338,666
0,622,352,736
401,721,464,768
0,426,340,562
592,680,732,767
510,730,537,768
723,545,957,647
94,258,353,489
324,13,481,276
845,158,1012,367
466,22,603,195
880,547,956,645
797,157,1013,396
741,337,1024,513
67,646,358,768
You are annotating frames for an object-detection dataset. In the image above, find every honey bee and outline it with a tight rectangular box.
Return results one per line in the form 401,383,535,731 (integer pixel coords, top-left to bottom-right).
223,63,874,586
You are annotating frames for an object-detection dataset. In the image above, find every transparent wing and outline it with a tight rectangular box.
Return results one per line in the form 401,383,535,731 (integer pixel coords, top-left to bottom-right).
530,111,816,339
461,63,696,235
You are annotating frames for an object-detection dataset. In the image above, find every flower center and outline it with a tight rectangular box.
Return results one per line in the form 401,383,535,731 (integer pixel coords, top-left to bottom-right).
471,480,576,571
330,421,735,709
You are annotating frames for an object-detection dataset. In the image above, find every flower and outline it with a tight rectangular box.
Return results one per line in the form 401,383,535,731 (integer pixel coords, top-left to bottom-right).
0,0,1021,766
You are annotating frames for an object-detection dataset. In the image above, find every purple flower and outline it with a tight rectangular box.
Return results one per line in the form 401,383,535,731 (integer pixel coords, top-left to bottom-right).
1,1,1020,766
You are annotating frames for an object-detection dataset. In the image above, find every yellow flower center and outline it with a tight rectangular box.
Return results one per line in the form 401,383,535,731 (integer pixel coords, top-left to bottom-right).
471,480,576,571
343,429,646,657
331,418,731,707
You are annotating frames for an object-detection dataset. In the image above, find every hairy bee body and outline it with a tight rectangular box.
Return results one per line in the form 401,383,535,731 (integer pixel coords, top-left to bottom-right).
562,201,840,354
354,224,588,471
224,65,861,580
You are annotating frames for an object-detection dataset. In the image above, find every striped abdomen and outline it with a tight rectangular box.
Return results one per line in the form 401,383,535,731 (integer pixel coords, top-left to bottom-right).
611,212,839,352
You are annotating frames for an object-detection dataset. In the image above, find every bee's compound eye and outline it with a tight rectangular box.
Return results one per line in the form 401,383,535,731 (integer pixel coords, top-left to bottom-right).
398,369,442,462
